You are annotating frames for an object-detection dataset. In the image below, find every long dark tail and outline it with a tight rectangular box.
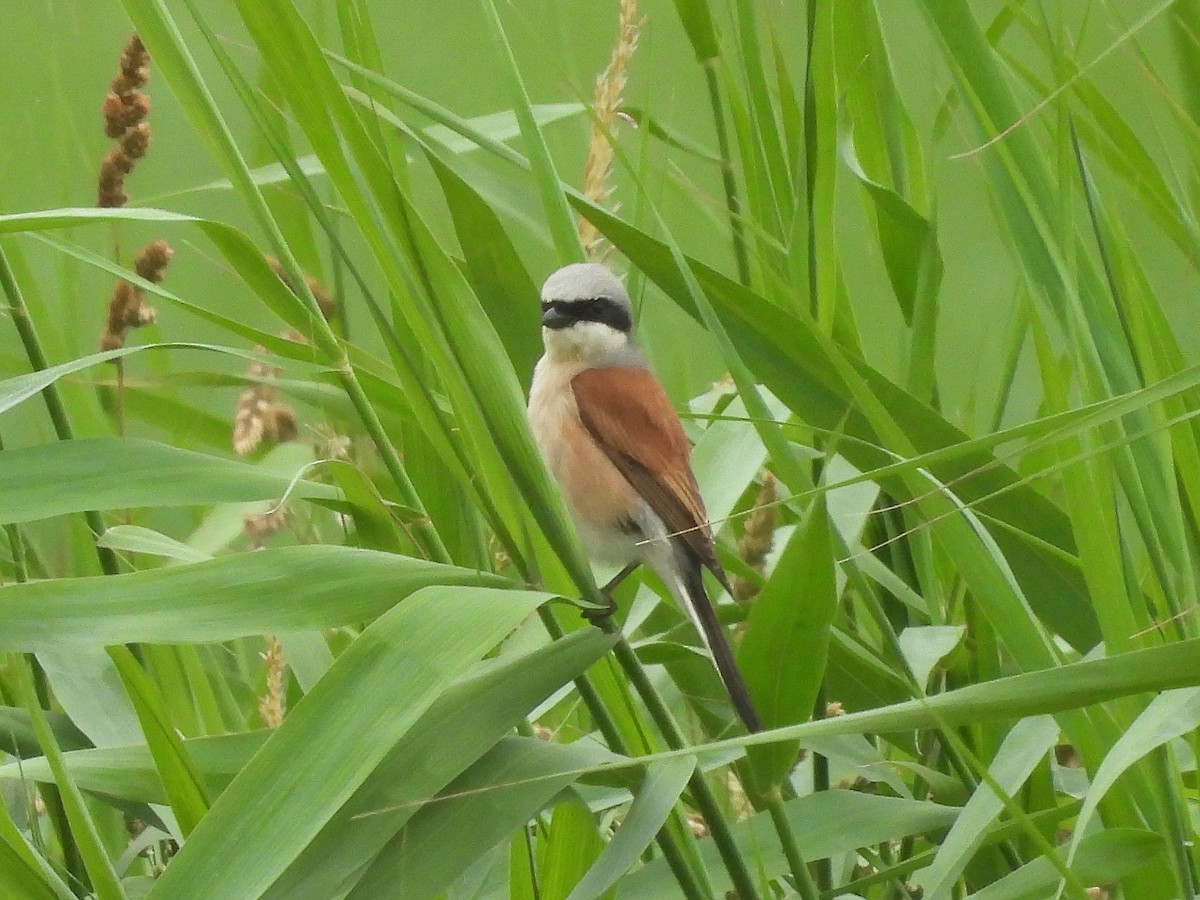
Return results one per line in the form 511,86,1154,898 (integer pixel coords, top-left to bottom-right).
679,563,763,733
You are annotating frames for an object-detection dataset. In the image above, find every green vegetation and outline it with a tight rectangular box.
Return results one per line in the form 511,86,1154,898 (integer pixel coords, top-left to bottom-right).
1,1,1198,897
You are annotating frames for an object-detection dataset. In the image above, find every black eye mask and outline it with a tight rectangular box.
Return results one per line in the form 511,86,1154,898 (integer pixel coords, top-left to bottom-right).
540,297,632,333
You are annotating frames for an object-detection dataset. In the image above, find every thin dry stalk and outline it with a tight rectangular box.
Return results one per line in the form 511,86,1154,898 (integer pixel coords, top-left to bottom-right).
232,347,299,455
257,634,286,728
578,0,642,259
732,473,778,603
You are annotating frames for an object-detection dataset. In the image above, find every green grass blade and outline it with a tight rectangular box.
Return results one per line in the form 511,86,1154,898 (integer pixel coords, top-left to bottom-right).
919,715,1058,896
14,658,127,900
0,437,338,524
107,645,210,837
262,626,618,899
0,795,75,900
0,547,511,649
478,0,582,264
143,586,554,899
361,737,618,900
739,501,836,791
565,756,696,900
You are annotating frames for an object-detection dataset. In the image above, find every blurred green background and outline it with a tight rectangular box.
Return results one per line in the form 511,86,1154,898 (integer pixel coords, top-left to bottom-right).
7,0,1192,450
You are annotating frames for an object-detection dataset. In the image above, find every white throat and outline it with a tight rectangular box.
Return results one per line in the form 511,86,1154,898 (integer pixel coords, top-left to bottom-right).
542,321,630,363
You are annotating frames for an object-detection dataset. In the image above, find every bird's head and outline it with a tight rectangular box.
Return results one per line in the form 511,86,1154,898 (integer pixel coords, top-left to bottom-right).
539,263,633,362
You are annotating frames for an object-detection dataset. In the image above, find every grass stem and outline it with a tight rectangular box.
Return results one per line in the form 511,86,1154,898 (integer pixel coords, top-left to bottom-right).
702,61,751,286
541,609,711,898
604,620,762,899
0,245,118,578
765,792,819,900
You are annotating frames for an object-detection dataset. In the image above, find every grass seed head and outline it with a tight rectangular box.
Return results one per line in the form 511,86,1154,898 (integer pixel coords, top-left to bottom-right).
578,0,642,259
98,34,151,205
266,255,337,321
732,473,777,603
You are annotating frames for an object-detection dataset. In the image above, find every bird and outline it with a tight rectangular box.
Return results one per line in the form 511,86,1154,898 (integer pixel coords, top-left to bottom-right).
527,262,762,733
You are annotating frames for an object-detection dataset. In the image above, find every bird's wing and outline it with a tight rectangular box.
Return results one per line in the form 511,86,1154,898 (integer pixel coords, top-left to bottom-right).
570,365,723,578
573,365,757,732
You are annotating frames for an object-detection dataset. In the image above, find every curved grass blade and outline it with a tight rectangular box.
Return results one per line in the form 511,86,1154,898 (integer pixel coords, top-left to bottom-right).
262,626,618,899
144,586,554,899
918,716,1058,897
565,756,697,900
0,546,513,650
362,736,619,900
14,660,127,900
0,437,339,525
107,646,209,838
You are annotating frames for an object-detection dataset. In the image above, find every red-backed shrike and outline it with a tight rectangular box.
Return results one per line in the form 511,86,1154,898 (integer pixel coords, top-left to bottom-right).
528,262,762,733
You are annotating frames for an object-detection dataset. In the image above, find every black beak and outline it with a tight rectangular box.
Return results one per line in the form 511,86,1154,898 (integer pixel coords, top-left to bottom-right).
541,305,574,329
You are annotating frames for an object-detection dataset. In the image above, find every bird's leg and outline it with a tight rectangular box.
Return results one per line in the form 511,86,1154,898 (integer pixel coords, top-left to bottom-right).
582,562,640,624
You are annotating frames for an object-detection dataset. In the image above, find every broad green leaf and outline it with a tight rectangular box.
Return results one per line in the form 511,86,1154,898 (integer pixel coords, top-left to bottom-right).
669,0,719,61
36,647,140,749
0,546,512,650
0,437,339,525
695,638,1200,762
918,716,1059,896
367,737,619,900
0,341,298,418
425,148,542,393
622,791,959,898
0,798,74,900
0,731,267,806
96,526,213,563
539,798,605,900
107,646,209,837
479,0,582,264
899,626,967,692
971,829,1164,900
1064,688,1200,869
264,626,618,899
13,661,127,900
566,756,696,900
0,706,91,759
144,586,554,899
167,104,585,196
739,500,837,791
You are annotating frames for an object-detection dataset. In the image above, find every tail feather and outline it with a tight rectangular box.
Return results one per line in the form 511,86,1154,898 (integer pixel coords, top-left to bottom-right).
677,563,762,733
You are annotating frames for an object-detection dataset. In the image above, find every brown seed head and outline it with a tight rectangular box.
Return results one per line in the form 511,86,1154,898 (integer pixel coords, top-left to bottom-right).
121,122,152,164
102,93,127,139
265,404,299,444
233,349,297,454
134,240,173,282
266,255,337,321
732,473,778,603
115,34,150,93
244,505,289,544
104,92,150,138
233,393,268,456
105,281,139,333
97,148,130,207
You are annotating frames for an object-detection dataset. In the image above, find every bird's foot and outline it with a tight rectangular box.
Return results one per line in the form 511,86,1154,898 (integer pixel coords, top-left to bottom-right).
581,595,618,625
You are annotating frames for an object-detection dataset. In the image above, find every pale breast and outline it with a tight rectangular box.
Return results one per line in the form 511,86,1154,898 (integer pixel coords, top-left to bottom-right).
528,355,641,565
